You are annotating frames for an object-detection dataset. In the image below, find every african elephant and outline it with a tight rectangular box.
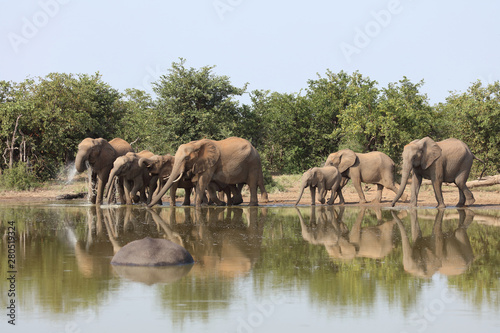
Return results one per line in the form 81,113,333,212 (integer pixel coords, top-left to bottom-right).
392,209,474,277
139,154,194,206
105,150,157,205
295,166,344,205
75,137,134,204
148,137,268,207
391,137,478,208
324,149,406,204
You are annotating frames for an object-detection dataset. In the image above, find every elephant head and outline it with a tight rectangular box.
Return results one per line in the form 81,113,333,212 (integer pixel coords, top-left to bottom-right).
149,140,220,206
392,137,442,206
105,151,154,204
75,138,115,173
296,168,326,205
324,149,357,174
139,154,175,181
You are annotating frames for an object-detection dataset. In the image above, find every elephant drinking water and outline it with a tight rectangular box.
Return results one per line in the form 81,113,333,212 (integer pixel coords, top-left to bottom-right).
148,137,268,207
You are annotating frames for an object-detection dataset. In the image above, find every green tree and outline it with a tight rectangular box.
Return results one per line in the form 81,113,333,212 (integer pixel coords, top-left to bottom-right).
115,88,156,152
251,90,315,173
442,80,500,175
0,73,123,179
336,77,436,165
152,59,247,153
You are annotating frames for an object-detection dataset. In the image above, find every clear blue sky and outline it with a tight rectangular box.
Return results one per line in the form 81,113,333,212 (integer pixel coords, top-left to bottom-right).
1,0,499,105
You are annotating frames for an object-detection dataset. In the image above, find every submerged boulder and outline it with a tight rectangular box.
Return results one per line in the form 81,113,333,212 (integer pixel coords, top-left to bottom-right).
111,237,194,266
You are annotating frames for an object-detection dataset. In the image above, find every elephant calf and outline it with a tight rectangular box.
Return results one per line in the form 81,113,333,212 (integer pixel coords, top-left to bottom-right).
295,166,344,205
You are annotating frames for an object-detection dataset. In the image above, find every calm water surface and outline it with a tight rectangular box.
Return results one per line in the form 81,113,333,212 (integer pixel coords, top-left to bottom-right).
0,202,499,332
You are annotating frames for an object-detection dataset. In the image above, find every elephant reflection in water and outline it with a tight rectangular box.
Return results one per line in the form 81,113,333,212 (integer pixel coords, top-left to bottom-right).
298,206,398,260
72,206,156,277
392,209,474,278
149,207,266,277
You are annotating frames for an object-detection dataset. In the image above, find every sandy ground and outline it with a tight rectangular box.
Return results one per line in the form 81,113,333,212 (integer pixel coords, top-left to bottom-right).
1,175,499,209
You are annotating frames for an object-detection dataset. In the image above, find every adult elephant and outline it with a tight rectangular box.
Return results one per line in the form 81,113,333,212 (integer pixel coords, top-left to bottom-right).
139,154,194,206
75,138,134,204
148,137,268,207
324,149,405,203
105,150,157,205
391,137,477,208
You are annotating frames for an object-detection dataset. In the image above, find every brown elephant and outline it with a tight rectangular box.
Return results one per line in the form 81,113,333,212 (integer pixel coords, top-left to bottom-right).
392,137,479,208
105,150,157,205
324,149,406,204
138,154,194,206
392,209,474,278
148,137,268,207
295,166,344,205
75,137,134,204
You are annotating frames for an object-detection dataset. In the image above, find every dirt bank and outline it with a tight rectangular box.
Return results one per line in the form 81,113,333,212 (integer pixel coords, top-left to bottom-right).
1,175,499,209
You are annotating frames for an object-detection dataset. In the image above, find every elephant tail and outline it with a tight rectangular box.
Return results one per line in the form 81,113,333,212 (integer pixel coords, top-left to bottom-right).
472,154,487,179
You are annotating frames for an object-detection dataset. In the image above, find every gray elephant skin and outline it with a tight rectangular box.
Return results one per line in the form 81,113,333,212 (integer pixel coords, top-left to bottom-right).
139,153,194,206
148,137,268,207
324,149,405,203
106,150,157,205
111,237,194,266
295,166,344,205
75,137,134,204
391,137,478,208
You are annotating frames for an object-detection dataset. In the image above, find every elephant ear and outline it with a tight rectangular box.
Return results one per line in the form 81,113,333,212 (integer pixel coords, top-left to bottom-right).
191,140,220,175
311,169,324,187
338,149,357,173
419,137,442,170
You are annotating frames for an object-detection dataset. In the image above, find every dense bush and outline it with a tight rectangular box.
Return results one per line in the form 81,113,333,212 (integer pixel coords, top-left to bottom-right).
0,162,40,191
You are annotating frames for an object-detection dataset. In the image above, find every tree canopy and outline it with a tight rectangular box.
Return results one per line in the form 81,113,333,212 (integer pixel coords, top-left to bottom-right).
1,59,499,185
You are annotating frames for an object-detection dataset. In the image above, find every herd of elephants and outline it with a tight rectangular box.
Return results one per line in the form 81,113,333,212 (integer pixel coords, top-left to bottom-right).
74,135,480,209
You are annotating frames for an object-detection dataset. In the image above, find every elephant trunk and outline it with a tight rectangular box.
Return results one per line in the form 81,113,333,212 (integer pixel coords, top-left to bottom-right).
295,181,307,205
148,159,184,207
75,151,88,173
391,162,411,206
138,157,150,169
105,169,118,204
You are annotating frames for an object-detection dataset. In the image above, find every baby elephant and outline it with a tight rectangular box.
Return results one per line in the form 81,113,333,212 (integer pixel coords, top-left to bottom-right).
295,166,345,205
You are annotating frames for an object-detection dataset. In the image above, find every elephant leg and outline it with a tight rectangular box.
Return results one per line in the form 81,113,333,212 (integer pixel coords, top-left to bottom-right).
170,183,178,206
207,184,226,206
231,184,244,205
352,177,367,203
455,173,475,207
372,184,383,203
195,175,211,207
248,181,259,206
336,188,345,205
430,177,446,208
123,180,134,205
96,176,107,205
318,184,326,205
182,186,192,206
309,186,317,205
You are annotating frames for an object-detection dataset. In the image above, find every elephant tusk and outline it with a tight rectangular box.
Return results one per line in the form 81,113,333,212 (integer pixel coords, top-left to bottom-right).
173,172,183,183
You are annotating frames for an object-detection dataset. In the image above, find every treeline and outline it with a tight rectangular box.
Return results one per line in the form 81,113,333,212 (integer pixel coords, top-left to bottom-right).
1,59,499,185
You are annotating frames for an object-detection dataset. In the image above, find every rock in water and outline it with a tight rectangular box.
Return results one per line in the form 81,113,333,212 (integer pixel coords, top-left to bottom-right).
111,237,194,266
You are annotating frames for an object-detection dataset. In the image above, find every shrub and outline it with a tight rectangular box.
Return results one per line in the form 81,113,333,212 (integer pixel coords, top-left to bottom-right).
0,162,41,191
